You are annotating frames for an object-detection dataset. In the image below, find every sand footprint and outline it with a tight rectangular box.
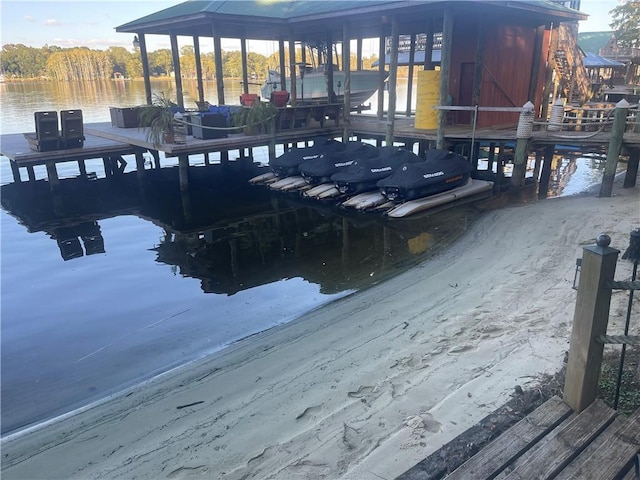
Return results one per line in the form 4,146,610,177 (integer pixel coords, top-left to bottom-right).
166,465,209,478
347,385,374,399
295,404,323,421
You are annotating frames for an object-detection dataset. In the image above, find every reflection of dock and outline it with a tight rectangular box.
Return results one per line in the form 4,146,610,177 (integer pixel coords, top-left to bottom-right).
1,165,477,295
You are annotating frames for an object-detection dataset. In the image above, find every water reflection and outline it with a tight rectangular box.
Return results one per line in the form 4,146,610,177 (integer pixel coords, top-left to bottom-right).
2,163,481,297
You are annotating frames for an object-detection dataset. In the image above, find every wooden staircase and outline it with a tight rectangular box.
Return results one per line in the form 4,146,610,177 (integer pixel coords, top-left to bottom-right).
553,23,592,105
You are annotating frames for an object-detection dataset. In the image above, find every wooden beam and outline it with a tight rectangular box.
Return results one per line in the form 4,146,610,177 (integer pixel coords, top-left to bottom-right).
377,25,386,120
193,35,205,105
405,33,416,117
241,36,249,95
386,16,399,145
472,17,486,125
326,31,335,102
212,24,225,105
288,37,297,106
528,25,546,103
437,8,453,149
137,33,152,105
170,32,184,108
423,19,434,71
278,39,286,93
343,22,351,141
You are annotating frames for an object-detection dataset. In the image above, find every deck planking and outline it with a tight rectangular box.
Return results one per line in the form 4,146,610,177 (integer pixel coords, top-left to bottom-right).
1,132,143,166
431,397,640,480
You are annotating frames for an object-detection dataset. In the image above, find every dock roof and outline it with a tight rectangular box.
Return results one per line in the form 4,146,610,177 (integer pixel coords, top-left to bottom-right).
116,1,587,41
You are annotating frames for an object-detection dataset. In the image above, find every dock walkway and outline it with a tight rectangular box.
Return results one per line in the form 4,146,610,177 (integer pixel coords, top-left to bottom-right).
399,396,640,479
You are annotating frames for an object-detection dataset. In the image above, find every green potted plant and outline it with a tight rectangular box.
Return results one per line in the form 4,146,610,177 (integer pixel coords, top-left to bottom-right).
232,100,278,135
139,92,178,146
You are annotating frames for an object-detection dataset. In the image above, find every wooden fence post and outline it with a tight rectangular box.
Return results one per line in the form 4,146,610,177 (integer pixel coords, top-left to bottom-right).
564,234,620,412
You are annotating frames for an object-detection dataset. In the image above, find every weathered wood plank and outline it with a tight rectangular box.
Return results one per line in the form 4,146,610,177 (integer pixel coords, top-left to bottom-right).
498,399,616,480
445,396,572,479
554,409,640,480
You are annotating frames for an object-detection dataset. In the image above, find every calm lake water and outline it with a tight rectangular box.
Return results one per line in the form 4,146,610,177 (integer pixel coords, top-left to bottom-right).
0,79,606,436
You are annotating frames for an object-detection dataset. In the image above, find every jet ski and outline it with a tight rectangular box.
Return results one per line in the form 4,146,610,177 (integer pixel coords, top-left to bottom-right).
377,149,472,202
269,136,345,178
331,146,422,196
298,141,378,185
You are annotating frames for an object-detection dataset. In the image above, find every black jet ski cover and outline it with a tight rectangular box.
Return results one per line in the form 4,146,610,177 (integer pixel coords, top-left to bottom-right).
376,149,471,201
331,146,422,195
299,141,378,185
269,136,344,177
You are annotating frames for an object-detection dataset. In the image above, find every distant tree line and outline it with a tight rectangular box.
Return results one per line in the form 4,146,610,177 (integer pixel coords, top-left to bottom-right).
0,43,273,81
0,43,380,82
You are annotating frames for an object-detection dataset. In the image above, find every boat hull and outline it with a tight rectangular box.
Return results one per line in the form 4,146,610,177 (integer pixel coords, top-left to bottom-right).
261,69,382,107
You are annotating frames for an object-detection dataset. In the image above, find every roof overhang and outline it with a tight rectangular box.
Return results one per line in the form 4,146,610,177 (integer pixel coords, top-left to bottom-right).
116,0,587,42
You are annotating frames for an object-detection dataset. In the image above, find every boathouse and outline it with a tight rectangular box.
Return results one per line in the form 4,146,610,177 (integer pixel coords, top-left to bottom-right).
116,0,587,131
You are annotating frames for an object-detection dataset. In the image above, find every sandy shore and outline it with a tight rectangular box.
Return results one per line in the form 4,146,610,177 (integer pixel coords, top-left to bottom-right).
3,178,639,480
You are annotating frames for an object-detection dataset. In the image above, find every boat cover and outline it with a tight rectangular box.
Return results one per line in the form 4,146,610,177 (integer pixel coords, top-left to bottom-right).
331,146,421,195
376,149,471,201
269,136,344,177
298,142,378,185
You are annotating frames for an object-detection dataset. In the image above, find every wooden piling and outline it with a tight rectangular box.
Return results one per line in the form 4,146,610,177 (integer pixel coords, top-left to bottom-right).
564,235,620,413
599,99,629,197
623,148,639,189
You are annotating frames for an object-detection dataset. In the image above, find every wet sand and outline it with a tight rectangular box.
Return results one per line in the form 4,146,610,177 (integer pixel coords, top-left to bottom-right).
2,177,639,480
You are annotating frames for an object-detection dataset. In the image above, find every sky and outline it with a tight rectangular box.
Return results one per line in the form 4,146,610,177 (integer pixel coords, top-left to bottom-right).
0,0,622,55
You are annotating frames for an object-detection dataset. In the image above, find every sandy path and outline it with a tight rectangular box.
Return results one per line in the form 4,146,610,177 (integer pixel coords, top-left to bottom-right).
2,180,639,480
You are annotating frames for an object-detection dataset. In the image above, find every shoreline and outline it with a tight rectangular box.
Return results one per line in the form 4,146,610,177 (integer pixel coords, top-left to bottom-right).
3,178,639,479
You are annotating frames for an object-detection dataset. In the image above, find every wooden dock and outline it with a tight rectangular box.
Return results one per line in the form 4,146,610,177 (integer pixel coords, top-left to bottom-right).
1,132,146,185
2,111,638,195
399,396,640,480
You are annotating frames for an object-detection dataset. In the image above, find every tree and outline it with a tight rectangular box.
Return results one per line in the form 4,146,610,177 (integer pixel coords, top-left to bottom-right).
107,46,134,78
610,0,640,48
1,44,49,78
148,49,173,76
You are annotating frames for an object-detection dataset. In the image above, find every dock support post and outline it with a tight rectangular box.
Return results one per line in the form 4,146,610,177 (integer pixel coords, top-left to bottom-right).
511,102,534,188
135,151,146,181
623,148,639,188
538,145,554,198
437,8,453,149
564,234,619,412
385,16,399,146
599,99,629,197
46,162,60,188
102,157,112,177
377,25,386,121
10,160,21,183
178,154,190,191
78,159,87,178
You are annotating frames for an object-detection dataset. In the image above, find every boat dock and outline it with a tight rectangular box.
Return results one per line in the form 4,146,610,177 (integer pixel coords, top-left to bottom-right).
2,108,638,200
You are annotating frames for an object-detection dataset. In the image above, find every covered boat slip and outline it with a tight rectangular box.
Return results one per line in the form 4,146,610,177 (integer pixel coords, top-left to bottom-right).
115,1,588,143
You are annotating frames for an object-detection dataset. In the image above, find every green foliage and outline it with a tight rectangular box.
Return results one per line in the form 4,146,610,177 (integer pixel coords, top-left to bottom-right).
232,101,278,134
610,0,640,48
139,91,178,146
1,44,49,78
46,48,113,81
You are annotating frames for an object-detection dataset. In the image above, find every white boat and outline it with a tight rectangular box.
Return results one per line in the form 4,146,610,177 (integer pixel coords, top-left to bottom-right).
261,66,382,107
